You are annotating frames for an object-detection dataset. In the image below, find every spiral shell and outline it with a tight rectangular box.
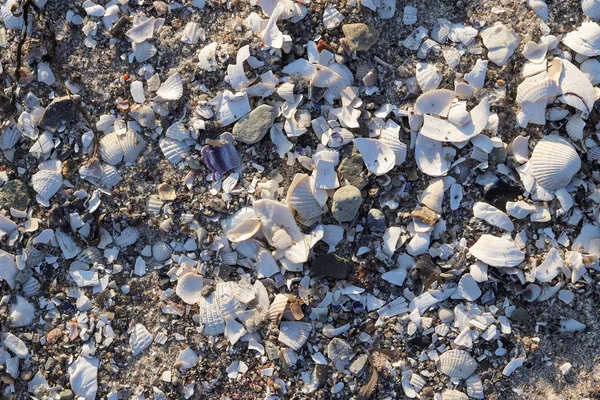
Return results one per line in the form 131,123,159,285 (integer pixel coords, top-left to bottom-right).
437,349,477,379
530,135,581,190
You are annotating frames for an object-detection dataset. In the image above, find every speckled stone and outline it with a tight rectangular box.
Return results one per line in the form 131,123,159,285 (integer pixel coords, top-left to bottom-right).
0,180,29,210
39,96,79,133
339,147,367,189
332,185,362,222
367,209,386,232
342,23,380,52
129,104,157,128
232,104,275,144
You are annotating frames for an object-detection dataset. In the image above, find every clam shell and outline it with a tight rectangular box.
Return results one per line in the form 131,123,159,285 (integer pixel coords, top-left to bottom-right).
1,123,21,150
99,132,125,165
126,17,155,43
130,323,153,356
580,58,600,85
469,234,525,267
530,135,581,190
415,134,454,177
556,59,596,114
416,62,442,92
565,114,586,142
310,65,341,88
160,137,190,165
286,174,326,220
255,248,280,278
279,257,303,272
269,293,289,321
198,282,239,335
32,169,62,200
156,73,183,101
562,22,600,57
379,120,407,166
313,159,339,189
588,146,600,161
464,59,488,89
1,0,24,30
133,41,157,63
278,321,312,350
22,276,41,297
166,120,189,141
220,251,238,265
38,61,55,85
466,375,484,399
420,178,444,212
152,242,173,262
176,271,204,304
516,76,560,105
100,164,121,188
535,247,563,282
583,0,600,20
447,102,470,126
473,202,514,231
114,226,139,248
353,138,396,176
201,133,241,176
410,374,427,392
414,89,454,117
437,349,477,379
119,131,146,163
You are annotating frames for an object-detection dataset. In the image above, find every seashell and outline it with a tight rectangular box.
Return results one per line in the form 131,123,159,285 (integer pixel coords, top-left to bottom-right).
580,58,600,85
10,295,35,327
176,271,204,304
310,65,341,88
159,137,190,166
410,373,427,392
156,73,183,101
152,242,173,262
1,0,24,30
130,81,145,103
588,146,600,161
521,41,548,63
415,134,454,177
323,7,344,30
220,251,238,265
272,228,293,250
146,195,164,216
447,102,470,126
431,18,452,43
198,42,219,71
233,278,255,304
473,202,514,231
254,199,309,264
126,17,155,43
22,276,41,297
565,114,586,142
255,248,280,278
437,349,478,380
562,22,600,57
278,321,312,351
546,107,569,122
0,123,22,150
166,120,189,141
226,218,261,243
100,164,121,188
114,226,139,248
32,169,62,200
269,293,288,321
415,62,442,92
441,389,469,400
379,120,407,166
99,132,124,165
526,0,548,20
414,89,454,117
464,59,488,89
556,59,596,114
198,282,239,335
506,200,536,219
520,60,547,79
130,323,153,356
157,183,176,201
133,41,157,62
466,375,484,399
76,247,103,265
313,159,339,190
119,131,146,163
420,178,445,212
201,133,241,177
55,230,81,260
449,182,463,211
419,97,489,143
480,23,520,66
353,138,396,176
286,174,326,220
37,61,55,85
469,234,525,267
181,21,201,45
535,247,563,282
529,135,581,190
176,348,199,370
583,0,600,20
279,257,303,272
403,5,417,24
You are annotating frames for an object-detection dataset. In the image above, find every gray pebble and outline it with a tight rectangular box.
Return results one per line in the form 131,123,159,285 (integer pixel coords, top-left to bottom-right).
342,24,380,52
232,104,276,144
339,147,367,189
332,185,363,222
129,104,157,128
39,96,80,133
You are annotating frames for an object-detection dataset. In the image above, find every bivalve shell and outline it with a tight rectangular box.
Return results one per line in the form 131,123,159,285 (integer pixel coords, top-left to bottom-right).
353,138,396,176
437,349,478,379
176,271,204,305
278,321,312,351
286,174,326,220
466,375,484,399
114,227,140,248
32,169,62,201
529,135,581,190
414,89,454,117
580,58,600,85
379,120,407,166
415,62,442,92
469,234,525,267
156,73,183,101
152,242,173,262
583,0,600,20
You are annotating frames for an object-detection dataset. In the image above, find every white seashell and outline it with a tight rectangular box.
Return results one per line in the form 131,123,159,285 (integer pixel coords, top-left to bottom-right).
227,219,262,243
269,294,288,321
480,23,520,66
473,202,514,231
176,271,204,304
22,276,41,297
431,18,452,43
55,230,81,260
555,59,596,114
323,8,344,30
580,58,600,85
522,41,548,63
353,138,396,176
152,242,172,262
1,124,22,150
77,247,102,265
68,356,99,400
310,65,341,88
406,232,430,256
447,102,470,126
502,357,525,376
279,257,303,272
442,389,469,400
37,61,55,85
382,269,407,286
126,17,155,43
10,295,35,327
535,247,564,282
220,251,238,265
529,135,581,190
198,42,219,71
119,131,146,163
100,164,121,188
420,178,445,212
403,5,417,24
272,228,293,250
588,146,600,161
114,226,139,248
416,62,442,92
130,81,145,103
146,195,164,216
562,22,600,57
159,137,189,165
156,74,183,101
510,136,529,163
286,174,326,220
546,107,569,122
176,348,199,370
466,375,484,399
166,120,189,141
526,0,548,20
565,114,586,142
464,59,488,89
133,41,157,62
469,234,525,267
520,60,547,79
419,97,489,143
181,21,201,45
410,373,427,392
449,183,463,211
379,120,407,166
99,132,124,165
456,274,481,301
437,349,478,379
414,89,454,117
32,169,62,200
234,278,256,304
583,0,600,20
313,159,339,190
278,321,312,350
198,282,239,335
130,323,153,356
506,201,536,219
255,248,280,278
261,3,284,49
1,0,24,30
415,134,454,177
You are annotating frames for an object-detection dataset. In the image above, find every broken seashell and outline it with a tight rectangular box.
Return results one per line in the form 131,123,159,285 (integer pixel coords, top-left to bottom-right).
286,174,326,220
580,58,600,85
464,59,488,89
269,293,289,321
414,89,454,117
176,271,204,305
521,41,548,63
437,349,478,380
10,295,35,327
416,62,442,92
113,226,139,248
565,114,585,142
469,234,525,267
353,138,396,176
466,374,484,399
420,178,444,212
156,73,183,101
535,247,564,282
562,22,600,57
529,135,581,190
201,133,241,177
415,134,454,177
278,321,312,351
198,282,239,335
473,202,514,231
32,169,62,201
130,323,153,356
311,65,341,88
379,120,407,166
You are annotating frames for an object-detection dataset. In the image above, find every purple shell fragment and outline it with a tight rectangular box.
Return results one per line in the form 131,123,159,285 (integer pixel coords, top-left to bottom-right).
201,132,241,177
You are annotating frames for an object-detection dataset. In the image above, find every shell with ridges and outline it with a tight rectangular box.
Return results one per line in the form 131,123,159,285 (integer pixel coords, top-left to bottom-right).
415,62,442,92
379,120,407,166
529,135,581,190
99,132,125,165
152,242,173,262
100,164,121,188
565,114,586,142
469,234,525,267
119,131,147,163
278,321,312,350
159,137,190,165
176,271,204,304
466,375,484,399
437,349,478,379
32,169,62,200
156,73,183,101
269,293,289,321
114,226,139,248
286,174,326,220
420,178,444,212
0,123,21,150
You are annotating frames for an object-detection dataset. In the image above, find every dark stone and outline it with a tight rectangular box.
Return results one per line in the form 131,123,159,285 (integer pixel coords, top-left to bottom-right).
366,209,386,232
216,263,232,280
480,179,522,212
0,179,29,210
339,147,367,189
311,253,351,280
39,96,80,133
510,306,531,323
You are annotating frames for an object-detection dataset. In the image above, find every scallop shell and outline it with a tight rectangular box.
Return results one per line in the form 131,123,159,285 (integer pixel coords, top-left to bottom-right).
156,73,183,101
166,120,189,141
133,41,157,63
76,247,103,265
465,375,484,399
286,174,326,220
220,251,238,265
416,62,442,92
269,293,289,321
437,349,478,379
420,178,445,212
1,0,24,30
588,146,600,161
278,321,312,351
176,271,204,304
516,76,560,105
583,0,600,20
114,226,139,248
0,123,22,150
279,257,303,272
272,228,293,250
0,252,17,289
99,132,125,165
530,135,581,190
146,195,164,216
255,248,279,278
32,169,62,200
198,282,239,335
562,22,600,56
353,138,396,176
379,120,407,166
100,164,121,188
580,58,600,85
130,323,153,356
119,131,146,163
565,114,586,142
160,137,190,165
126,17,155,43
22,276,41,297
414,89,454,117
469,234,525,267
152,242,173,262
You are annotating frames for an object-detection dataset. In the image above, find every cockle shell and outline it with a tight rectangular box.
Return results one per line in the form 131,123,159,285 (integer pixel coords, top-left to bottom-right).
414,89,454,117
286,174,326,220
466,374,485,399
156,73,183,101
159,137,190,165
0,123,21,150
176,271,204,304
565,114,586,142
278,321,312,351
469,234,525,267
113,226,139,248
152,242,173,262
420,179,444,212
100,164,121,188
269,293,289,321
416,62,442,92
129,323,153,356
198,282,240,335
100,131,146,165
437,349,478,379
529,135,581,190
133,41,157,62
32,169,62,200
353,138,395,176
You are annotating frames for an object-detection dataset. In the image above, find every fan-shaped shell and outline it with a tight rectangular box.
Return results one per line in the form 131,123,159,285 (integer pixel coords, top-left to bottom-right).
159,137,190,165
156,73,183,101
437,349,478,379
286,174,325,220
166,120,189,141
416,62,442,92
38,61,55,85
176,271,204,304
76,247,103,265
198,282,239,335
152,242,173,262
420,178,444,212
0,123,21,150
589,146,600,161
530,135,581,190
99,132,125,165
100,164,121,188
379,120,407,166
415,134,454,177
130,323,153,356
114,226,139,248
469,234,525,267
414,89,454,117
119,131,146,163
516,76,560,105
466,375,484,399
32,169,62,200
226,218,262,243
353,138,395,176
269,293,289,321
566,114,586,142
22,276,41,297
146,195,164,216
133,41,157,63
580,58,600,85
278,321,312,350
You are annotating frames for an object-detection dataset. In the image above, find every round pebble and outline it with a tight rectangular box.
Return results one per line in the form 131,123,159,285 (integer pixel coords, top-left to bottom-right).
232,104,276,144
332,185,363,222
